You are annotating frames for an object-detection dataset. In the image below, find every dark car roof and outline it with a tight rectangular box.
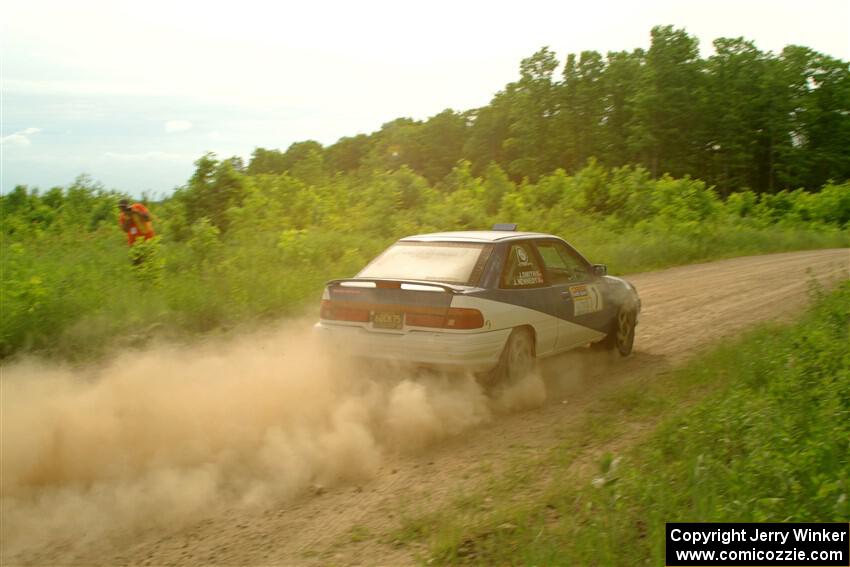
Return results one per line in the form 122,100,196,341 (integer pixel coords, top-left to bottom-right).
400,230,556,243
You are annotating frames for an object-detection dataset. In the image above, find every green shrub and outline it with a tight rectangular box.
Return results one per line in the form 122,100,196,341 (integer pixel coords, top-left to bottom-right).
1,167,848,360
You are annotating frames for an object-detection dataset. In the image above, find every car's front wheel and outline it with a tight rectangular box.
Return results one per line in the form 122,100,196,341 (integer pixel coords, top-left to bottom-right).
594,307,636,356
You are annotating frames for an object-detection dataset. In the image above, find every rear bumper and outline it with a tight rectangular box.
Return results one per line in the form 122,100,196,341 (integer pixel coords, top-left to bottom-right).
314,322,511,372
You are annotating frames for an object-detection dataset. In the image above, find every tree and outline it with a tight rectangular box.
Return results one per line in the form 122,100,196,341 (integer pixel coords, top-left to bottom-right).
559,50,607,172
362,118,425,172
502,47,561,181
702,38,769,195
247,147,288,175
463,97,511,175
177,153,246,232
599,49,644,168
281,141,324,171
775,46,850,190
325,134,371,173
417,109,468,183
628,26,704,178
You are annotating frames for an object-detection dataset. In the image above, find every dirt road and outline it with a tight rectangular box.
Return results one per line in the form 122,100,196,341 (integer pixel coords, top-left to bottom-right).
3,249,847,566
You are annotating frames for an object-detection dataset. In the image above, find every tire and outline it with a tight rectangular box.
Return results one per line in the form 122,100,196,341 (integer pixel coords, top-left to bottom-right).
480,327,536,390
595,307,636,356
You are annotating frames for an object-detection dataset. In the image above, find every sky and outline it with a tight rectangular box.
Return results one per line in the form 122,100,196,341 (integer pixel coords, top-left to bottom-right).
2,0,849,197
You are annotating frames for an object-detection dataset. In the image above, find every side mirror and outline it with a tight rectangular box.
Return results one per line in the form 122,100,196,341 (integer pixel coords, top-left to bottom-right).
592,264,608,276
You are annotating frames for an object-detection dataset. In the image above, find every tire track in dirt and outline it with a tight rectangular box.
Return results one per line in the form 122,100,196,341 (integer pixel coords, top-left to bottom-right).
4,248,848,566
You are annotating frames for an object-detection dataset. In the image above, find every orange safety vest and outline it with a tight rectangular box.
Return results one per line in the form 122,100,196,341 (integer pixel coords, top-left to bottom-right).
119,203,155,245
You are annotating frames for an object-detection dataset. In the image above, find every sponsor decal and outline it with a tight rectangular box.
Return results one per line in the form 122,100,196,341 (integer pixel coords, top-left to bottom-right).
569,284,603,316
517,246,530,264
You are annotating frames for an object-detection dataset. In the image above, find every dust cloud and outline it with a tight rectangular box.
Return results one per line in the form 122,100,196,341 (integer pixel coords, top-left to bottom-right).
0,321,587,559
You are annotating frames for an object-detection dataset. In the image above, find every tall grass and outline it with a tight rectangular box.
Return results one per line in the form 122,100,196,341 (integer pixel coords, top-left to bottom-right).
2,168,848,360
419,282,850,565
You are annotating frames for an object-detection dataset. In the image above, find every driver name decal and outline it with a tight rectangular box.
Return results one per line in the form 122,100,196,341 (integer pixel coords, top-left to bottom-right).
512,270,543,286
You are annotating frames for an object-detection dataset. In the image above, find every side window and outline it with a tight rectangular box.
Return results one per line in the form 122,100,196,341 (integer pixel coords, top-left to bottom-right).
535,241,589,284
501,243,545,288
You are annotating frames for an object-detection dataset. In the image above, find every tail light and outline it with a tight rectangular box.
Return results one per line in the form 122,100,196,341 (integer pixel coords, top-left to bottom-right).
406,308,484,330
320,300,370,322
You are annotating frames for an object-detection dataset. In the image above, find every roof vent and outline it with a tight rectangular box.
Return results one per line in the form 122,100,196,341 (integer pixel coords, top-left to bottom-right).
492,223,518,231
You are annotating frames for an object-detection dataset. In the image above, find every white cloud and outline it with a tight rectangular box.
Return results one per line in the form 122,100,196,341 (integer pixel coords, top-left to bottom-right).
1,128,41,147
164,120,192,133
208,131,224,141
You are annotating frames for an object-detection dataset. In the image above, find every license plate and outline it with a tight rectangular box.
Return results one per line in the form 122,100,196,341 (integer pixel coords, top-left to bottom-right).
373,311,403,329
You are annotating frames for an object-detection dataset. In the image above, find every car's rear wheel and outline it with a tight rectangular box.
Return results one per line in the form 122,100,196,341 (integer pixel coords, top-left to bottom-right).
594,307,636,356
480,327,536,391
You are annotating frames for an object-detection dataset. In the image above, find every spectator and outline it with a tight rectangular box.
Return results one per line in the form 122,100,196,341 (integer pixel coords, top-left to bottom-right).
118,198,155,245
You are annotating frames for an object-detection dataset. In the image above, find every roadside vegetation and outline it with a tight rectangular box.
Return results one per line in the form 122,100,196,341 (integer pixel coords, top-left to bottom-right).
2,25,849,360
389,281,850,565
2,169,847,361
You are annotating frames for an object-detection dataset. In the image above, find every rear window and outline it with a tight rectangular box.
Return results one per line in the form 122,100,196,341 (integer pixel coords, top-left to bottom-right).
357,242,491,285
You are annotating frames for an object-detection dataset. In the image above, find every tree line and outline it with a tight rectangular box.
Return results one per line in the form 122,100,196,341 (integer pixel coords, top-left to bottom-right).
245,26,849,196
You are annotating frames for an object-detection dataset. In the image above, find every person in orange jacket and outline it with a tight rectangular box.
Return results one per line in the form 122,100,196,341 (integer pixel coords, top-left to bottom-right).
118,198,155,245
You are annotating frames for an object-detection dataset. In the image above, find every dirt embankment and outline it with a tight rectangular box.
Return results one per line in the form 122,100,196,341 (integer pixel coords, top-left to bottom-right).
1,248,847,566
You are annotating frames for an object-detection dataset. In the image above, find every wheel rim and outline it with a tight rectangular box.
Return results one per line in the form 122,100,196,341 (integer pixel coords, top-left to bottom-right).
616,310,634,350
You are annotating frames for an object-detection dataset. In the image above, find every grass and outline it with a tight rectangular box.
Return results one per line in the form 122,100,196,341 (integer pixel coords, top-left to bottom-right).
348,525,372,543
4,171,848,361
0,227,378,360
571,223,848,275
385,281,849,565
3,221,846,362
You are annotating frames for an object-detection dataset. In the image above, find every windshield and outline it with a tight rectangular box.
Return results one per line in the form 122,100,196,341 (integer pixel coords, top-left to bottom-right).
357,242,490,285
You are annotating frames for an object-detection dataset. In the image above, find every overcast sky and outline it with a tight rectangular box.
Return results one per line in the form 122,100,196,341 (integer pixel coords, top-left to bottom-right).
2,0,848,197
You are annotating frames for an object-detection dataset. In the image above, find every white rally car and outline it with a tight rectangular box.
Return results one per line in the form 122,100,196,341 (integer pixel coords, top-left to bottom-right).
315,226,640,386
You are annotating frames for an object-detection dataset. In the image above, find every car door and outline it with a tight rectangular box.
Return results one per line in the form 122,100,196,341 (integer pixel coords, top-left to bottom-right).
475,240,559,356
533,239,608,350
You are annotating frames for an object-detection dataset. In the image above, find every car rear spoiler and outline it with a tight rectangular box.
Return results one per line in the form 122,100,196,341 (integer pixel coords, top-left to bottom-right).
326,278,466,294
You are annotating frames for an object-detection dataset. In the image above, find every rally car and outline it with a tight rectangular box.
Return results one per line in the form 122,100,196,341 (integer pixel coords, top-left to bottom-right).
315,226,640,387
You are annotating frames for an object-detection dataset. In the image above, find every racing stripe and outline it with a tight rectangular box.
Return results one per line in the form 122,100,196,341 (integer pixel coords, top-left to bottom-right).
450,295,604,356
468,283,614,333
